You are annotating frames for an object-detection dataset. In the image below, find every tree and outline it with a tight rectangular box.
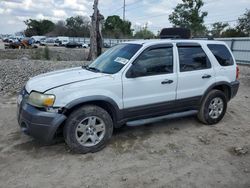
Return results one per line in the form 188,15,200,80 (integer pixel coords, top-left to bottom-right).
134,27,155,39
103,15,132,38
24,19,55,37
47,20,68,36
169,0,208,37
66,16,90,37
134,23,155,39
210,22,229,37
221,28,246,38
237,9,250,36
88,0,104,60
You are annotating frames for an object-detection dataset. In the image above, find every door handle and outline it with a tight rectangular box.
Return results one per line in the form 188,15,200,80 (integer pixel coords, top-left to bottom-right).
161,79,173,84
202,74,211,79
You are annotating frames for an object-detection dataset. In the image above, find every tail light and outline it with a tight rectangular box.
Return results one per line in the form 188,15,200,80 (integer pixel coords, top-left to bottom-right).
236,65,240,80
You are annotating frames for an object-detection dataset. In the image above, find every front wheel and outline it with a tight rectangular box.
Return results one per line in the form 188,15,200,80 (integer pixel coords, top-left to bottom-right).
198,89,227,125
64,105,113,154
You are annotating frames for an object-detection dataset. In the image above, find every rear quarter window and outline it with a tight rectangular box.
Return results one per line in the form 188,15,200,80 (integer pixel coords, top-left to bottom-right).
207,44,234,66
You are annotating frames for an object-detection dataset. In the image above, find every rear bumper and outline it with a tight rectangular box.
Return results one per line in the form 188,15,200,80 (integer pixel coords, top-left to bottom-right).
230,80,240,99
17,99,66,144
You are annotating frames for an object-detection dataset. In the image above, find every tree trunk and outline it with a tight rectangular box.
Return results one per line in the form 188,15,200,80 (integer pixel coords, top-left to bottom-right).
88,0,103,61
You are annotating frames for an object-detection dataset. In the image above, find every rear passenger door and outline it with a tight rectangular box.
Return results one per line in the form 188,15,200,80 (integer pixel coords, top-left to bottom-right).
176,43,215,100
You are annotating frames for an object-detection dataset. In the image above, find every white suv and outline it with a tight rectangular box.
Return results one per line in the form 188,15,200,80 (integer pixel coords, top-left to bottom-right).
17,39,240,153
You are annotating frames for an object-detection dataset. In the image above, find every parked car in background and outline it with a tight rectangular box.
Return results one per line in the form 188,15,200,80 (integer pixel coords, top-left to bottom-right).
40,38,57,46
3,36,23,43
82,43,88,48
65,41,88,48
3,38,10,43
103,42,111,48
54,39,61,46
31,36,46,44
56,36,70,46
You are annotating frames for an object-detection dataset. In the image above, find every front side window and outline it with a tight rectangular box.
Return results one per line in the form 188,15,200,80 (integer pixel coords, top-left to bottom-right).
133,47,173,76
207,44,234,66
178,46,211,72
87,43,142,74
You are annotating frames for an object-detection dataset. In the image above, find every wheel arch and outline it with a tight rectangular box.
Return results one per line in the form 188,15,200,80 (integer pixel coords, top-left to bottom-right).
62,96,122,128
201,81,232,103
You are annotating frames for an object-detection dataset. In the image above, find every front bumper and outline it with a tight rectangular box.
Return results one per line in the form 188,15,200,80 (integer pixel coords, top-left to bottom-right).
17,94,66,144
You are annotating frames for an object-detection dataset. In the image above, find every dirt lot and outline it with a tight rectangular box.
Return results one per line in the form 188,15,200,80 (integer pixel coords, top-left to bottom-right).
0,61,249,188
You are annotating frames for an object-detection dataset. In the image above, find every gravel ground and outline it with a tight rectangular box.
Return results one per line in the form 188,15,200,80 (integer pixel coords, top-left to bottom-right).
0,59,88,97
0,60,249,188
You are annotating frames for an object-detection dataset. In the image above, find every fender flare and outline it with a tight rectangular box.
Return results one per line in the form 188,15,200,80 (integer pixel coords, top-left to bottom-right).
63,95,123,125
201,81,232,103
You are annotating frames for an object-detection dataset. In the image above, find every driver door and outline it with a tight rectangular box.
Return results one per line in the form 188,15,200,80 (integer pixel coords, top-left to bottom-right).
122,44,177,115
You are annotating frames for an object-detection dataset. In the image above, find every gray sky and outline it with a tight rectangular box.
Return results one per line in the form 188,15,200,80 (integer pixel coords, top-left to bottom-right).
0,0,249,34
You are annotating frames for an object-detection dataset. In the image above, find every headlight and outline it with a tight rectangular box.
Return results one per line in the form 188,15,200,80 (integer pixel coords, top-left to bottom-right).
28,92,55,108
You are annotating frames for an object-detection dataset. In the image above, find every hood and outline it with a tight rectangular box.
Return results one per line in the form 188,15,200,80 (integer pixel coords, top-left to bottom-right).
25,67,107,93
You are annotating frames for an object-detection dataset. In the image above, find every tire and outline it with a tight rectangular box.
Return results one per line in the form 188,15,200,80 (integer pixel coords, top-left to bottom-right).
198,89,227,125
63,105,113,154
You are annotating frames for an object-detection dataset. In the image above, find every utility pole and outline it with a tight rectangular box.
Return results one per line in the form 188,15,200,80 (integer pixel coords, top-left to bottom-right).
123,0,126,21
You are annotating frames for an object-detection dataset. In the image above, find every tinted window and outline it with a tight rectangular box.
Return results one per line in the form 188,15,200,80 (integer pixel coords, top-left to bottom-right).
207,44,234,66
135,47,173,76
88,43,142,74
178,46,211,72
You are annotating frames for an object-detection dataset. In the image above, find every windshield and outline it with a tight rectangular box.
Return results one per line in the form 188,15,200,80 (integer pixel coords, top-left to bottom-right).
87,43,142,74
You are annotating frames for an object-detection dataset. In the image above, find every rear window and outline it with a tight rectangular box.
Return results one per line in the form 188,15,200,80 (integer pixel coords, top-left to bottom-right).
207,44,234,66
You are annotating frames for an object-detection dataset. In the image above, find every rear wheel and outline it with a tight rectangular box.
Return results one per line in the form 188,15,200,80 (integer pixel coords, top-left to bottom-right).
64,105,113,154
198,89,227,125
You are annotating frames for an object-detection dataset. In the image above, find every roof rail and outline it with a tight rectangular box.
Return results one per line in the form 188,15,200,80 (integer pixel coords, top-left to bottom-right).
192,36,214,40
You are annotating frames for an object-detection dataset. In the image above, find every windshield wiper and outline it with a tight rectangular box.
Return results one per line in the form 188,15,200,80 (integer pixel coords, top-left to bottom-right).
82,65,101,73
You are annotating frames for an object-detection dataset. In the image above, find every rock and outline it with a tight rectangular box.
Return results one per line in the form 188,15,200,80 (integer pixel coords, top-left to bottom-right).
121,176,127,182
151,178,159,183
20,56,29,61
233,147,248,156
198,136,210,145
244,169,249,173
219,132,228,136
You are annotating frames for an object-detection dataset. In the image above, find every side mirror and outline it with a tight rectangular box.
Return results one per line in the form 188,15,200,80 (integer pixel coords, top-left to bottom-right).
128,63,146,78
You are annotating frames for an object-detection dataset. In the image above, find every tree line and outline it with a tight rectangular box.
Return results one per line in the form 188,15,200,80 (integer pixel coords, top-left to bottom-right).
24,0,250,39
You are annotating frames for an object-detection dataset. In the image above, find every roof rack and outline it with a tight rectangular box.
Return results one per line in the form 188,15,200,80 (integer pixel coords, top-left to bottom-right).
160,28,191,39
